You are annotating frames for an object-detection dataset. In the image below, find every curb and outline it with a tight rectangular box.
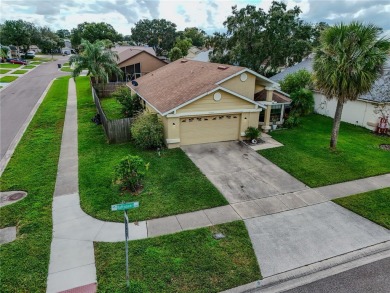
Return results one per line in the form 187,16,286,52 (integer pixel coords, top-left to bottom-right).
0,78,56,176
222,241,390,293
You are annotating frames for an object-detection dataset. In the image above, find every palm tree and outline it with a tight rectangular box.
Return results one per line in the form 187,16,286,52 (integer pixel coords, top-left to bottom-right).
313,22,390,150
69,39,123,84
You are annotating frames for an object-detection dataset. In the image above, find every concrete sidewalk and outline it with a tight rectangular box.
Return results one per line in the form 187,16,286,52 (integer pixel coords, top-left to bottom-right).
46,78,390,292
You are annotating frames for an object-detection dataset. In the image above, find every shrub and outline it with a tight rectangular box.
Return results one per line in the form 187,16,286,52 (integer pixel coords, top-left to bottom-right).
114,155,149,192
280,69,312,94
131,112,164,149
290,88,314,116
245,126,260,141
283,115,301,128
111,86,142,118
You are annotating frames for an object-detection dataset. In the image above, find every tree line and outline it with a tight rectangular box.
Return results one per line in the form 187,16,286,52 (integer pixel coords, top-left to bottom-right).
1,1,328,73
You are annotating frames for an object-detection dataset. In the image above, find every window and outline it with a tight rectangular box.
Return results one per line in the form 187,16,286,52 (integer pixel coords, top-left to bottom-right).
123,63,141,81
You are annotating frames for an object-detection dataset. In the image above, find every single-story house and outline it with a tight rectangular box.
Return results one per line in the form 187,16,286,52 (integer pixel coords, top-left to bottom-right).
112,46,167,81
270,56,390,131
28,45,41,53
129,59,290,148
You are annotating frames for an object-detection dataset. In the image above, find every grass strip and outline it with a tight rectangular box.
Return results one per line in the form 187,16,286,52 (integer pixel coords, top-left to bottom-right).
95,221,261,292
0,63,22,68
12,70,28,74
259,114,390,187
0,76,70,292
60,67,73,72
23,65,36,69
0,76,19,82
76,76,227,222
0,69,11,74
100,96,124,120
333,187,390,229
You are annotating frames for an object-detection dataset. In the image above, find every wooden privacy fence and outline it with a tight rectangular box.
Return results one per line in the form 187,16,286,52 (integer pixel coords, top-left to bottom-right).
92,86,133,144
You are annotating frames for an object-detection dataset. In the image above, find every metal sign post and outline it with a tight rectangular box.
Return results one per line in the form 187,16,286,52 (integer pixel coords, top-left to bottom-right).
124,210,129,288
111,201,139,288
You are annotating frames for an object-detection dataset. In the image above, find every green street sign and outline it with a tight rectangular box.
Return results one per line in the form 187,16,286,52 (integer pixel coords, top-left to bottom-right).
111,202,139,211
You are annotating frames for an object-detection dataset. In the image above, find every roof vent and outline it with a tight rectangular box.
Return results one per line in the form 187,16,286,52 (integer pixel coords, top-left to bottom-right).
181,60,188,63
218,65,229,70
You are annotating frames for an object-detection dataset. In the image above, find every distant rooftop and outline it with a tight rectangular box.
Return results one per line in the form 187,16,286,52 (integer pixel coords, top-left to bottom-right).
270,57,390,103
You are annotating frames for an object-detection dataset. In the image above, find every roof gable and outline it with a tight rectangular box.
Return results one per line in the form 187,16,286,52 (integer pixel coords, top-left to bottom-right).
129,59,246,114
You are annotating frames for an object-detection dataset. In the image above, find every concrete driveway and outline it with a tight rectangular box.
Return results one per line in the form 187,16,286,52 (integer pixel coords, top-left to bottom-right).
182,141,307,204
245,202,390,277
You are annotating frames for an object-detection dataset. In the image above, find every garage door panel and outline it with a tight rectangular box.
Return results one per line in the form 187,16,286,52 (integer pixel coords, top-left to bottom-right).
180,115,240,145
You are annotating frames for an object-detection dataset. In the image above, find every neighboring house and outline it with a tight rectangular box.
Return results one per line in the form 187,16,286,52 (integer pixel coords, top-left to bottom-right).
9,45,18,57
112,46,167,81
129,59,289,148
0,45,12,58
270,56,390,131
185,46,212,62
28,45,41,53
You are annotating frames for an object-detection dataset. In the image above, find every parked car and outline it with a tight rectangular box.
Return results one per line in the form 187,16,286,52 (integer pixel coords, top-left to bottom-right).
24,51,35,59
9,58,27,65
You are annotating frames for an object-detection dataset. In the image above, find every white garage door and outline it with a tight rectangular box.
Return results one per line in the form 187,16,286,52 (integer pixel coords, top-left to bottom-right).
180,114,241,145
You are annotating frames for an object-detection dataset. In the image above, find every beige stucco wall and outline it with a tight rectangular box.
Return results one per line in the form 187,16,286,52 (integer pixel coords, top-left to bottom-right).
314,92,380,131
119,52,166,74
176,90,255,114
220,73,256,99
255,84,265,93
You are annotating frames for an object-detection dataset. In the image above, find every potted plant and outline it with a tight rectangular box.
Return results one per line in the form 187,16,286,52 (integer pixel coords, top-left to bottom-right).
245,126,261,144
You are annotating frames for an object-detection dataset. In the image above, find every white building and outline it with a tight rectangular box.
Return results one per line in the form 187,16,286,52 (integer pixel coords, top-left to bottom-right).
270,56,390,131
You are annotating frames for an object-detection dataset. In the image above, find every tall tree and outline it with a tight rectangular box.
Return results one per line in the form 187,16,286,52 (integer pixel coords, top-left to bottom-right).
0,20,38,55
69,39,123,84
313,22,390,149
56,29,71,39
71,22,122,48
209,1,318,76
183,27,206,47
131,19,177,56
38,26,64,54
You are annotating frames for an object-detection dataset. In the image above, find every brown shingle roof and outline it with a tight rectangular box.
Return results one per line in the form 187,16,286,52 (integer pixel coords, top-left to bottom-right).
254,89,291,104
128,59,245,114
112,46,157,65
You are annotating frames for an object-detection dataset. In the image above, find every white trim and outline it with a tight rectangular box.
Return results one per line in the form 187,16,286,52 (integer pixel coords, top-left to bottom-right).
162,86,259,116
166,138,180,144
166,108,261,118
274,88,291,97
216,68,278,86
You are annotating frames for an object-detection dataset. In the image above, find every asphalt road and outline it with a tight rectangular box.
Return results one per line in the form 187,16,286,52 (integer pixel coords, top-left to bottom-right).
283,257,390,293
0,56,68,161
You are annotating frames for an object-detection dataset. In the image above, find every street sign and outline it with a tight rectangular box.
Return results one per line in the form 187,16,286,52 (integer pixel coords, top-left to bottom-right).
111,201,139,211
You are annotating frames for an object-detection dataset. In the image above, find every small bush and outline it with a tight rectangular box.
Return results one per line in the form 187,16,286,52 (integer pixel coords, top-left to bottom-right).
245,126,260,140
290,88,314,116
114,155,149,192
131,112,164,149
111,86,142,118
283,115,301,128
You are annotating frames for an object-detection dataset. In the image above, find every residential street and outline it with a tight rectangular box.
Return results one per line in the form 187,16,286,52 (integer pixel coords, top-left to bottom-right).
0,56,68,163
284,257,390,293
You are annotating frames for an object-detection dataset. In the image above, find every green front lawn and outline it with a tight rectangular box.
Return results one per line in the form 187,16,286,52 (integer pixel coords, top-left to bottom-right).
0,76,70,291
0,63,21,68
61,66,73,72
259,114,390,187
0,76,18,82
333,188,390,229
0,69,11,74
12,70,28,74
95,221,261,292
23,65,36,69
76,77,227,222
100,96,123,120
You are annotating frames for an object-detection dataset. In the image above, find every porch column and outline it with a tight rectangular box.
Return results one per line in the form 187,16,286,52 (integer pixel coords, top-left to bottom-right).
261,86,274,133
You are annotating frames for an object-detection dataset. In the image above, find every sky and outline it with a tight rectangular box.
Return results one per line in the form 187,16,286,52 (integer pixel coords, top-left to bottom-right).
1,0,389,36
